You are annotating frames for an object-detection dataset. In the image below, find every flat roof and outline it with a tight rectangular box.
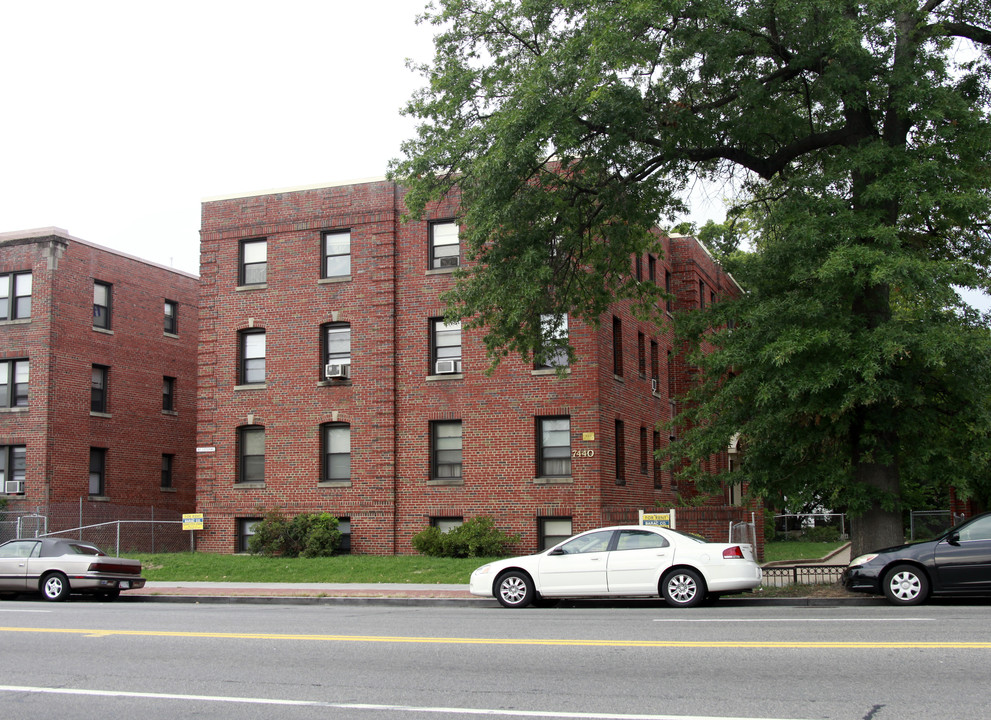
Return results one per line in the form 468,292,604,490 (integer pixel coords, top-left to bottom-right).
202,176,390,203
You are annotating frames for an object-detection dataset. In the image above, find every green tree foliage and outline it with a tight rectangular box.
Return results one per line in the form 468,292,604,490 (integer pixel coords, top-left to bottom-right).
248,510,342,558
391,0,991,556
412,516,520,558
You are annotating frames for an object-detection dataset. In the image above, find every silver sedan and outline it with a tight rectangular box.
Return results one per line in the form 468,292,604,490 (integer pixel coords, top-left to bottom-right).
0,537,146,601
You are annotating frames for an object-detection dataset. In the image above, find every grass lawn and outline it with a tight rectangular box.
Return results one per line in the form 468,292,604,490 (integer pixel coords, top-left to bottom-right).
131,553,499,584
762,540,847,563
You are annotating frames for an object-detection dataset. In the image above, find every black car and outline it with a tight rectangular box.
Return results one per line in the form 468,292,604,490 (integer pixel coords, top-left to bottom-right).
842,512,991,605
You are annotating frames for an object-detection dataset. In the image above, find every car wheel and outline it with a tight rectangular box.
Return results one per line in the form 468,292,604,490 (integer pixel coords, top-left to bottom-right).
661,569,705,608
41,572,70,602
882,564,929,605
495,570,535,608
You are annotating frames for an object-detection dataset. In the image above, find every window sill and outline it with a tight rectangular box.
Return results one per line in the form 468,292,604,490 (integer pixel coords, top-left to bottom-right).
89,495,110,502
92,327,114,335
533,476,574,485
164,332,179,339
160,487,177,493
426,373,463,382
0,407,28,414
162,409,178,416
236,283,268,292
425,267,458,276
318,276,352,285
0,318,31,326
234,383,267,391
317,380,352,387
234,481,266,489
318,480,353,488
613,374,625,383
90,411,112,419
427,478,465,487
531,367,571,376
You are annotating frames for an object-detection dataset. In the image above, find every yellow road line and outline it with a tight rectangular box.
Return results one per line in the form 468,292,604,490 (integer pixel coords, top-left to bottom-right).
1,627,989,649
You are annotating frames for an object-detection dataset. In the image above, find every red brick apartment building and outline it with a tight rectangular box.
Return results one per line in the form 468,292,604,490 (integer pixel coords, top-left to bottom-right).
197,179,755,555
0,228,198,539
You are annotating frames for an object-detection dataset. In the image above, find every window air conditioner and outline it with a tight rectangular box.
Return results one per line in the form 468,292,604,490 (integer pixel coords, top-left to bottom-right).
439,256,460,268
651,378,658,393
5,481,24,494
324,364,350,379
435,359,457,374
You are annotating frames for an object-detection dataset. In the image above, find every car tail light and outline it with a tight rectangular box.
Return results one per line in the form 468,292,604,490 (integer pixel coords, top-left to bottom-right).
722,546,745,559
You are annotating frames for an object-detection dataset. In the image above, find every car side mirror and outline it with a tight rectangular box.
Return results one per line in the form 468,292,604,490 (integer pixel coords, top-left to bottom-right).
947,532,960,546
548,548,565,556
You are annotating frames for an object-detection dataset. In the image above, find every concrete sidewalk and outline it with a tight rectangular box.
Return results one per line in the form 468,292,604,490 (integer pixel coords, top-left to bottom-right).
127,579,881,607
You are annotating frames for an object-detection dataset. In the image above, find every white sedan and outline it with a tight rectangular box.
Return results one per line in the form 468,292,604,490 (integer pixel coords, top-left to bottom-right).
470,525,762,608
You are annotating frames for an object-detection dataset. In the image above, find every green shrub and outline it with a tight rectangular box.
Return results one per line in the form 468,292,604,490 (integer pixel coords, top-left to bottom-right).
412,516,519,558
247,509,341,558
802,524,841,543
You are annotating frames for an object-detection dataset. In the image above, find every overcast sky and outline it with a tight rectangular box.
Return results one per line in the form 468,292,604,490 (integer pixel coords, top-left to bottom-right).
0,0,441,275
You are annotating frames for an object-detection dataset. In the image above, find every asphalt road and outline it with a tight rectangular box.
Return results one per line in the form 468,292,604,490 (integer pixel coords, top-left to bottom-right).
1,599,989,719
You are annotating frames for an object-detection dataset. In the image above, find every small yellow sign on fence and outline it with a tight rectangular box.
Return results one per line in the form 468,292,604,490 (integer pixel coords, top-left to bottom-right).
182,513,204,531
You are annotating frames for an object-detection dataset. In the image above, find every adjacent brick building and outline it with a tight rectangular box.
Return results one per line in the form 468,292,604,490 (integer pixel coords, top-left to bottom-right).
196,179,755,555
0,228,198,537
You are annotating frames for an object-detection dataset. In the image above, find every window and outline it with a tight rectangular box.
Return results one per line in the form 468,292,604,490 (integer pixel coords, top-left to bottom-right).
538,517,572,551
1,445,26,494
637,332,646,377
653,430,663,489
91,365,109,413
431,421,463,481
239,329,266,384
323,230,351,278
648,255,657,284
537,313,569,368
615,419,626,485
322,422,351,482
164,300,178,334
0,272,31,320
161,454,174,488
93,281,112,329
0,359,29,408
429,221,460,269
640,426,648,474
635,255,643,282
699,279,706,309
237,426,265,483
337,518,352,553
240,239,267,285
237,518,261,552
89,448,106,496
431,319,462,374
431,517,463,533
612,316,623,377
616,529,668,551
667,350,675,399
537,417,571,477
558,529,613,554
163,376,176,412
665,270,673,312
650,340,659,390
323,323,351,379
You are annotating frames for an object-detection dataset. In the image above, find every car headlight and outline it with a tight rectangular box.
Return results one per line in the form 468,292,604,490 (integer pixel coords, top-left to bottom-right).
849,553,879,567
472,564,492,576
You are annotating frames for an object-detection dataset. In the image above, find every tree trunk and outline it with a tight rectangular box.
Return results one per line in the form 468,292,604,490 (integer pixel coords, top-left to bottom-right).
849,458,904,558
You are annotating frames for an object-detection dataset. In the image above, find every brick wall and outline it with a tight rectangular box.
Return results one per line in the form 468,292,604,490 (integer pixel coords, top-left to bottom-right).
0,228,198,522
196,181,757,554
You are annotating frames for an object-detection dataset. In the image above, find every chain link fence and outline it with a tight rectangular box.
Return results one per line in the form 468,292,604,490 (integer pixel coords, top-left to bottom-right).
0,500,190,554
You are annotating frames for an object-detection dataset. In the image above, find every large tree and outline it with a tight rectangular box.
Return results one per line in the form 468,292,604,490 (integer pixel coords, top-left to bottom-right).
391,0,991,555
